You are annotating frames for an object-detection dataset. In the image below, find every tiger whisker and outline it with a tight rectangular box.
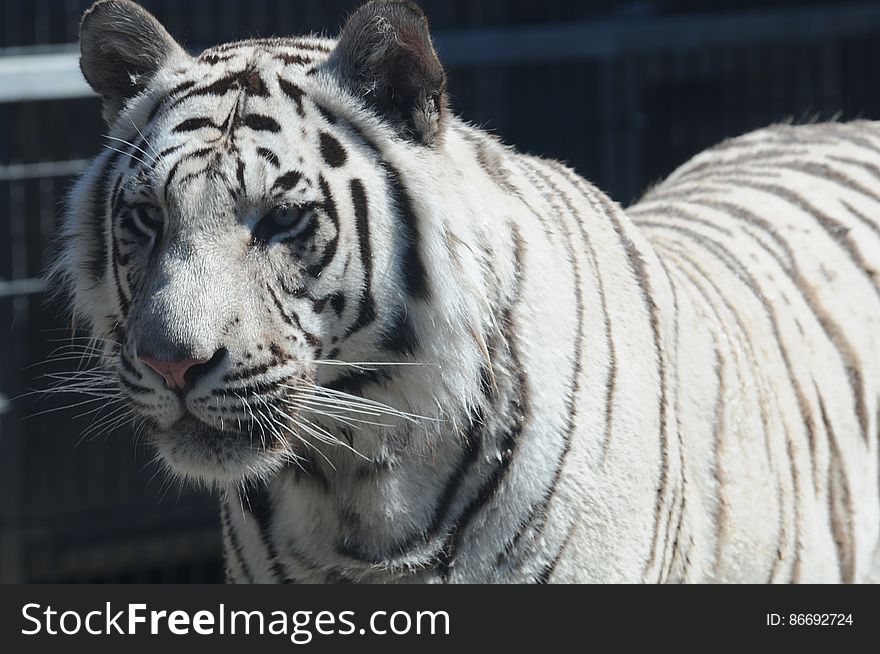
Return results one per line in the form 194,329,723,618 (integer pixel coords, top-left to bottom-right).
309,359,432,369
292,384,435,423
287,398,394,428
293,403,392,429
128,117,162,160
103,134,158,164
102,144,153,169
23,393,123,418
77,404,133,444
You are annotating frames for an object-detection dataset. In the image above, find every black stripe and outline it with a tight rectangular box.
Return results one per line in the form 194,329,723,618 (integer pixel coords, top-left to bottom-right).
707,342,729,578
290,452,330,491
223,360,281,383
243,487,296,583
163,79,197,96
304,176,340,277
167,71,266,111
276,52,313,66
820,123,880,158
653,218,824,494
242,70,269,97
221,502,254,583
603,196,672,583
319,132,347,168
155,143,185,160
208,38,331,55
163,147,215,202
314,292,346,317
119,351,142,380
344,179,377,338
173,117,217,133
816,385,856,583
383,164,431,300
266,284,321,348
841,199,880,249
277,76,306,116
144,80,196,124
109,210,130,316
257,147,280,168
667,147,805,185
236,158,246,193
747,158,880,215
86,149,122,280
645,252,685,583
549,165,619,461
242,114,281,132
314,103,338,125
535,523,575,583
200,52,234,65
117,374,153,395
324,369,390,395
377,309,418,355
273,170,302,191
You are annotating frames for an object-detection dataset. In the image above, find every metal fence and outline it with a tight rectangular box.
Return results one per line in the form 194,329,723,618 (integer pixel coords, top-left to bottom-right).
3,0,880,583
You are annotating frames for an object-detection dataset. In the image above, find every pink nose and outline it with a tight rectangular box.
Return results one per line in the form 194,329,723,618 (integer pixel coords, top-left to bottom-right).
138,356,209,391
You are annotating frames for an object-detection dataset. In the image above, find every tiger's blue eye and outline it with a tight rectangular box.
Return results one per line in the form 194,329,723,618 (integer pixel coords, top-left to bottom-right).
269,206,302,228
130,203,164,236
253,204,315,245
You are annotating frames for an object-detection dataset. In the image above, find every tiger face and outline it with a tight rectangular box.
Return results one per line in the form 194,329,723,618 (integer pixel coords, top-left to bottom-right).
61,0,446,485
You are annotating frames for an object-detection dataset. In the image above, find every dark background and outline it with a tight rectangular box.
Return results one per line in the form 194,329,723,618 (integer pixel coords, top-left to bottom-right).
2,0,880,583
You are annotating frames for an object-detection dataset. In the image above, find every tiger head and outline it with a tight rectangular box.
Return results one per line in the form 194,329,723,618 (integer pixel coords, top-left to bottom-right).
56,0,482,487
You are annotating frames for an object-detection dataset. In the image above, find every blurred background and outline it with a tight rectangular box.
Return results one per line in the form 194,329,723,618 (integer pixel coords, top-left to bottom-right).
3,0,880,583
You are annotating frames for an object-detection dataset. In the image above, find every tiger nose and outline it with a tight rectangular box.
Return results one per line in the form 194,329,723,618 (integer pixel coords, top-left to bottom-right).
138,355,211,391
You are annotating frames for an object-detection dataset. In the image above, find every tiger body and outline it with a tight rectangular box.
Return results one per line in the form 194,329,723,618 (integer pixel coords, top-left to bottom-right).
632,123,880,583
57,0,880,583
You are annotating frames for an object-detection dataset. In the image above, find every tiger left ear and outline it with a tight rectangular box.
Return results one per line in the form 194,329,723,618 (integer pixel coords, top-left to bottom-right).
80,0,189,124
328,0,446,145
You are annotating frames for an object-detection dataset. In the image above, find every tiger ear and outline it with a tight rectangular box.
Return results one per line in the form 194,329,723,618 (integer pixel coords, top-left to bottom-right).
79,0,189,123
328,0,447,145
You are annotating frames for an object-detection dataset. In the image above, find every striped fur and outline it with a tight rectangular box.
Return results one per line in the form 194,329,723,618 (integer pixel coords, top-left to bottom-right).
54,0,880,582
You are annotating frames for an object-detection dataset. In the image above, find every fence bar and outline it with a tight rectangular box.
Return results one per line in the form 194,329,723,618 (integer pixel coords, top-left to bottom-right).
0,277,47,297
0,159,89,181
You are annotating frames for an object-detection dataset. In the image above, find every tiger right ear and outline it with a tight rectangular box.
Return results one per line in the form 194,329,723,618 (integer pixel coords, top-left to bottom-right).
328,0,447,146
79,0,189,123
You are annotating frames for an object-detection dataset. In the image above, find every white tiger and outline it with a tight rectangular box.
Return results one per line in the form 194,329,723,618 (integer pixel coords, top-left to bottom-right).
54,0,880,582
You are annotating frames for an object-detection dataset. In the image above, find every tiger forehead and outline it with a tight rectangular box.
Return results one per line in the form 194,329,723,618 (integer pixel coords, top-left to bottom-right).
191,39,334,94
138,44,351,204
152,36,336,130
167,53,316,116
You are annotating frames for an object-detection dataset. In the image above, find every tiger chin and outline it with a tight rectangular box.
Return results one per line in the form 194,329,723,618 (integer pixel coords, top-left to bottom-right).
54,0,880,583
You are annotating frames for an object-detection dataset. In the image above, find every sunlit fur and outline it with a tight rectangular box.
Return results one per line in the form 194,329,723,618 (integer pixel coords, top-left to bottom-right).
54,1,879,582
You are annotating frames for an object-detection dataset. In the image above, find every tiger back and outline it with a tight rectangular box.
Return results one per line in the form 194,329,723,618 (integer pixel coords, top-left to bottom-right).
630,122,880,582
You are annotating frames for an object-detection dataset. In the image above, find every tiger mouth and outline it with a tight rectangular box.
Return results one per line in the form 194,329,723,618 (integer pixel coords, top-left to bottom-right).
149,413,292,485
160,413,290,451
170,415,249,444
